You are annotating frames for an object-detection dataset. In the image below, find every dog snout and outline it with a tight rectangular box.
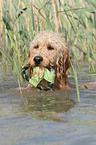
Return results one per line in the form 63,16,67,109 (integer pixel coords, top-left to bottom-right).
33,56,43,66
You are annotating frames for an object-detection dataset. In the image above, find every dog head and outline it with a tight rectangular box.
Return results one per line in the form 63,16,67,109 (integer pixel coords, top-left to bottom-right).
28,31,72,89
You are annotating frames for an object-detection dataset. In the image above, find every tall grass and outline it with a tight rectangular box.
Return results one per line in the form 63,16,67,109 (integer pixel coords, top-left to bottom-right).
0,0,96,102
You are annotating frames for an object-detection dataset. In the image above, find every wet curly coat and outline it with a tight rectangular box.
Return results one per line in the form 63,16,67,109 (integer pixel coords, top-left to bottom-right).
28,31,72,90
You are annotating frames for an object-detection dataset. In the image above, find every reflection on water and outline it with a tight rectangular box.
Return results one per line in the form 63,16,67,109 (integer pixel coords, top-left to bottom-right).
21,90,75,121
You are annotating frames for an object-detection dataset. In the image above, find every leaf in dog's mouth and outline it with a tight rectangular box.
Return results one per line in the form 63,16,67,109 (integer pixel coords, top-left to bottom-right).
29,67,55,88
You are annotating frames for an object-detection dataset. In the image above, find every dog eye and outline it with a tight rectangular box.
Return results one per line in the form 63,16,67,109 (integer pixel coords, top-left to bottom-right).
34,45,39,49
47,46,54,50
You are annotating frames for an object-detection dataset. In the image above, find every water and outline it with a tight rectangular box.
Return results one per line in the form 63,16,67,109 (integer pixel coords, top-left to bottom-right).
0,61,96,145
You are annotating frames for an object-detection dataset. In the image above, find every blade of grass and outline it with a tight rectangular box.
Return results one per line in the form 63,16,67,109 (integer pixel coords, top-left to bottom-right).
17,8,27,19
70,61,81,105
0,48,13,64
30,2,35,31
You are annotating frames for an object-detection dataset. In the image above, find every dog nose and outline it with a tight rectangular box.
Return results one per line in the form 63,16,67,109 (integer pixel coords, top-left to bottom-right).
33,56,43,65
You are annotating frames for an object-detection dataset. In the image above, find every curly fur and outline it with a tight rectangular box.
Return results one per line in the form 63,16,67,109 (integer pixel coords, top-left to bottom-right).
28,31,72,90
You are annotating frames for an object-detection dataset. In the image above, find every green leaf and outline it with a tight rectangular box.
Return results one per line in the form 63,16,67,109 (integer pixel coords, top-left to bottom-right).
84,85,88,89
17,8,27,19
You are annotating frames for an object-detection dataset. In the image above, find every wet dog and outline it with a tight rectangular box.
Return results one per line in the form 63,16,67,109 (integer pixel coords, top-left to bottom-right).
26,31,72,90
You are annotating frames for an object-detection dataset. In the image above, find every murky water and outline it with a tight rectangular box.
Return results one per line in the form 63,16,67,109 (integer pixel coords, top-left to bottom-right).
0,61,96,145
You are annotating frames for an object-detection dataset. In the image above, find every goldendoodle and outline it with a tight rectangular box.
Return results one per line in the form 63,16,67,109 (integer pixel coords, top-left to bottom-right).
22,31,72,90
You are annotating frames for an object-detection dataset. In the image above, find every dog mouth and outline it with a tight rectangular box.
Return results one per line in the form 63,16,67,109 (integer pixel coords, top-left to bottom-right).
21,62,55,91
21,55,56,90
29,66,55,90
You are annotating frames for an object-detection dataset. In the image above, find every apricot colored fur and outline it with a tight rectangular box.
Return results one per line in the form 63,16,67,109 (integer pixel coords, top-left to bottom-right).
28,31,72,89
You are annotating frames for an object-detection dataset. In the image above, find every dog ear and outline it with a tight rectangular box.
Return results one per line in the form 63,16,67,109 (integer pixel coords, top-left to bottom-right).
56,51,72,87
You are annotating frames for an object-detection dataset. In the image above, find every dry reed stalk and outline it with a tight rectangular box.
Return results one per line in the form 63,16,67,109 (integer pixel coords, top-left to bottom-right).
52,0,59,32
33,0,39,31
56,0,62,31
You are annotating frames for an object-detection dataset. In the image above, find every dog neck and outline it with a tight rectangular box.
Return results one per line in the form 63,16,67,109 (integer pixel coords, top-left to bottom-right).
53,75,70,90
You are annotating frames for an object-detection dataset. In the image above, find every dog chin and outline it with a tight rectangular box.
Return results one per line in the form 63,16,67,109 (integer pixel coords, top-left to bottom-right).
39,79,50,88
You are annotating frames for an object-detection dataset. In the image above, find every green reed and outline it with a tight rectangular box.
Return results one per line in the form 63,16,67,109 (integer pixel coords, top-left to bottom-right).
0,0,96,103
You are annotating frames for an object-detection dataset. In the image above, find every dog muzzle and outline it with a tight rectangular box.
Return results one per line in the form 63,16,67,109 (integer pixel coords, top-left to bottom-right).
21,65,55,91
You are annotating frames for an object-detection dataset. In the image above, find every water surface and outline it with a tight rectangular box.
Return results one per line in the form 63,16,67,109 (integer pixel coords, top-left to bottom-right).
0,62,96,145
